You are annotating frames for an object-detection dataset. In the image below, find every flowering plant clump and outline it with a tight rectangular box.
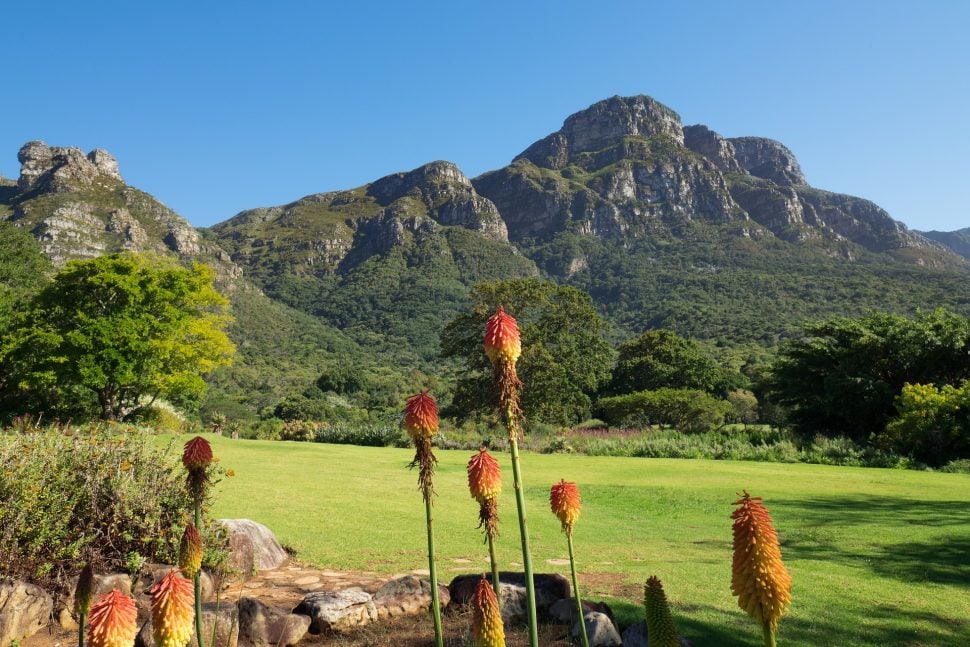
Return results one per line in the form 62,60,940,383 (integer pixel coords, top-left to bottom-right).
87,590,138,647
471,575,506,647
644,576,680,647
731,490,792,647
150,570,196,647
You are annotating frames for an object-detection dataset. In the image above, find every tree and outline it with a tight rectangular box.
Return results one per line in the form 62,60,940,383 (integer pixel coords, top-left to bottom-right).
881,381,970,467
0,253,235,421
606,328,739,397
441,279,615,425
766,309,970,441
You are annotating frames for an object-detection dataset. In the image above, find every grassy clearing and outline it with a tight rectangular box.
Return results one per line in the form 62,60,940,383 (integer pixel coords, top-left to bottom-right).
201,435,970,646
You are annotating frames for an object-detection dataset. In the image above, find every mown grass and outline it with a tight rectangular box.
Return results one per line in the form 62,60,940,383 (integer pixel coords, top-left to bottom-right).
202,435,970,646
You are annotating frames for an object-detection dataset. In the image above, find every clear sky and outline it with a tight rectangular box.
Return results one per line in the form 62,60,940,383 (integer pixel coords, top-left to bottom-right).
2,1,967,231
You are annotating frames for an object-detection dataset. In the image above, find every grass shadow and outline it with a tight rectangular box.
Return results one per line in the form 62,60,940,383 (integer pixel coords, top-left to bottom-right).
773,494,970,528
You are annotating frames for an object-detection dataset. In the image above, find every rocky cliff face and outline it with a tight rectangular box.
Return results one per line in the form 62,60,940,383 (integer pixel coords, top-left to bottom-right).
471,95,956,270
2,141,240,280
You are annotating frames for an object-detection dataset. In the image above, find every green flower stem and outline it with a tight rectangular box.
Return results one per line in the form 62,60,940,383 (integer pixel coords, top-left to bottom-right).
77,613,85,647
763,623,777,647
486,532,501,606
508,436,539,647
567,532,589,647
424,494,444,647
194,498,205,647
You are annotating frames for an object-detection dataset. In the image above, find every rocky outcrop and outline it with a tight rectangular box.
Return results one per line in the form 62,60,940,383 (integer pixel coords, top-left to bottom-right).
237,597,311,647
17,141,122,192
728,136,806,185
918,227,970,259
0,580,53,646
683,125,742,173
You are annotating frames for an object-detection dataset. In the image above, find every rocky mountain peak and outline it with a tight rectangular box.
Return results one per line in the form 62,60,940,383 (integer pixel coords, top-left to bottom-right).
368,161,471,204
17,141,123,192
516,95,684,170
727,136,805,185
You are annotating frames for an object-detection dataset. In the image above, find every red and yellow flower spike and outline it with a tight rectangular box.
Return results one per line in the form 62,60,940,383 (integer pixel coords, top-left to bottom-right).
731,490,792,647
644,576,680,647
471,575,506,647
150,570,196,647
550,480,582,535
178,523,203,579
484,306,522,365
404,391,439,442
468,447,502,503
87,590,138,647
181,436,213,471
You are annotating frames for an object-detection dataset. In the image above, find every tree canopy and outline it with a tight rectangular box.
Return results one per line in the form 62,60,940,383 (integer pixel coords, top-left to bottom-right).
765,309,970,441
441,279,614,425
0,253,235,421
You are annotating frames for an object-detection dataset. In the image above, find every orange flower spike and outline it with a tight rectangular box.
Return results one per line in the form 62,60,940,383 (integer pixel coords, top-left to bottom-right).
550,480,582,535
87,590,138,647
471,576,506,647
150,570,196,647
467,448,502,503
181,436,213,471
178,523,203,578
483,306,521,366
731,491,792,636
404,391,439,442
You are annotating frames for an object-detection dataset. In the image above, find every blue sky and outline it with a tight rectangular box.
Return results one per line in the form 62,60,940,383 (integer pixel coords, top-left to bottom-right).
2,1,967,231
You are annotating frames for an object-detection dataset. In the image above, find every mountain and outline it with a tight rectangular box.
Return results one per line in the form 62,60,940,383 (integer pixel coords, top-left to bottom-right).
917,227,970,259
0,142,376,420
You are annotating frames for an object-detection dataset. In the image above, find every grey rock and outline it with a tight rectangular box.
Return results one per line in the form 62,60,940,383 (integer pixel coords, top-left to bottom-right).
683,125,742,173
0,581,54,646
87,149,122,180
574,611,621,647
17,140,123,192
373,574,451,612
293,588,375,633
448,572,570,623
548,597,614,626
237,597,310,646
219,518,289,573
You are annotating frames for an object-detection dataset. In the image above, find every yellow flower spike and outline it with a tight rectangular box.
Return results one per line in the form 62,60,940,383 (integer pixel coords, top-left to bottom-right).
467,447,502,503
150,570,196,647
550,479,582,535
731,490,792,647
87,590,138,647
644,576,680,647
483,306,522,366
178,523,203,579
471,575,506,647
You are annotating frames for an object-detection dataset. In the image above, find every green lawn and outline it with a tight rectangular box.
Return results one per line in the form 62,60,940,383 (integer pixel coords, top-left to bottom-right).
201,435,970,646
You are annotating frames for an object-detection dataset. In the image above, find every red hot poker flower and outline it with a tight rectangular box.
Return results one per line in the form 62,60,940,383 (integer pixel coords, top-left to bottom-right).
731,490,792,635
404,391,439,442
178,523,203,578
483,306,521,366
471,575,506,647
182,436,213,471
150,570,195,647
87,590,138,647
74,563,95,618
550,479,582,535
467,447,502,503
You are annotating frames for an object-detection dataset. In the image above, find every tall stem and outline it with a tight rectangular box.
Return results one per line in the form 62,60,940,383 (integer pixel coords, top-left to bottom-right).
763,623,777,647
486,533,501,605
567,533,589,647
78,614,85,647
508,437,539,647
194,499,205,647
424,494,444,647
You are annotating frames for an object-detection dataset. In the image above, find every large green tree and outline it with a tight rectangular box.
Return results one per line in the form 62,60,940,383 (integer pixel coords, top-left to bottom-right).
606,328,740,397
441,279,614,425
766,309,970,441
0,253,235,421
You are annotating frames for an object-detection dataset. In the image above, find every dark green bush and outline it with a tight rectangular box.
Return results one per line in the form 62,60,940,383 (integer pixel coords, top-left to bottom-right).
0,423,225,595
881,381,970,467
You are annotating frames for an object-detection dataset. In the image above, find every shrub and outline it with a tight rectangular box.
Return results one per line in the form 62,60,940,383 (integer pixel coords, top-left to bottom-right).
0,424,225,595
313,422,406,447
598,388,731,433
881,381,970,467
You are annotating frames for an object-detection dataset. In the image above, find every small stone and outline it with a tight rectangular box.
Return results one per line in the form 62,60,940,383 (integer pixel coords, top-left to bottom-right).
574,611,621,647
